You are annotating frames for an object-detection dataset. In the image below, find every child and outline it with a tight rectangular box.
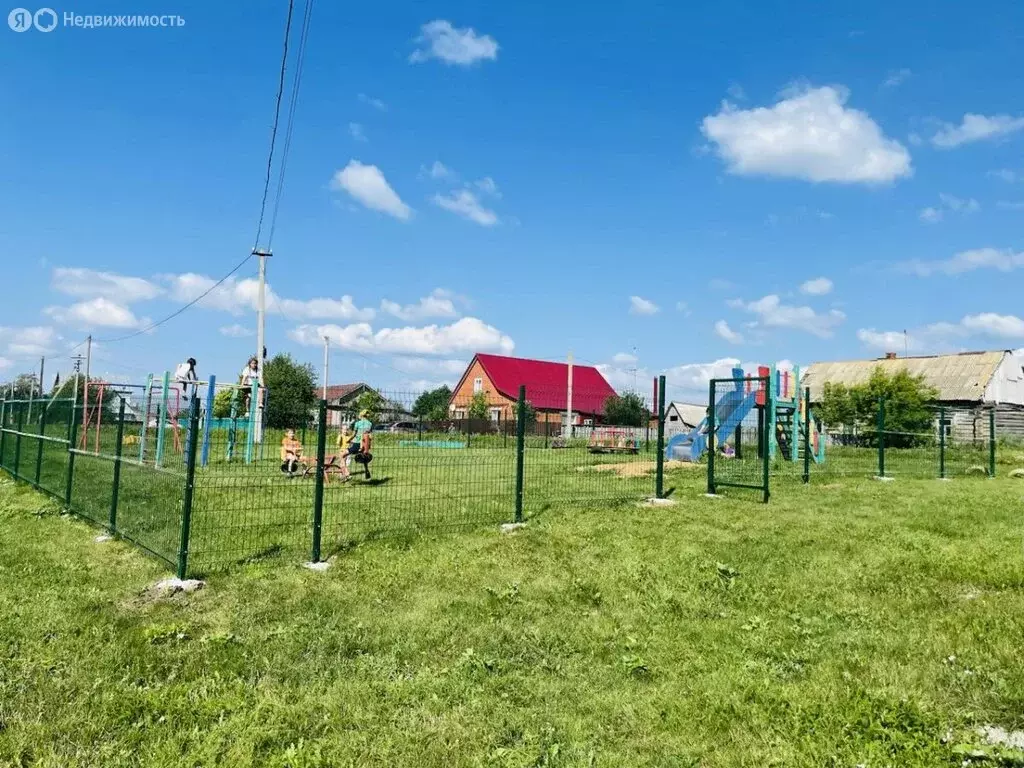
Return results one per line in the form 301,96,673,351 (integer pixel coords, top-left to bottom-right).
174,358,198,403
280,429,303,476
336,423,355,481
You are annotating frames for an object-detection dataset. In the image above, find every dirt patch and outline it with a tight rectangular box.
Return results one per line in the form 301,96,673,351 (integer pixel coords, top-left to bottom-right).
578,460,700,478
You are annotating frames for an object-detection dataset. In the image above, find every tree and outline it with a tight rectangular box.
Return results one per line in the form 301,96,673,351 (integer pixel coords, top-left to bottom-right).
603,392,650,427
512,398,536,423
262,354,317,429
354,389,385,421
212,388,235,419
819,366,937,447
411,386,452,421
468,391,490,420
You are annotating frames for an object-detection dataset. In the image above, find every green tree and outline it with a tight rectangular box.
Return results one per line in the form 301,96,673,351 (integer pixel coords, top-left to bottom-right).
263,354,317,429
212,388,235,419
512,398,536,423
468,391,490,420
603,392,650,426
411,386,452,421
819,367,937,447
818,382,855,430
355,389,385,421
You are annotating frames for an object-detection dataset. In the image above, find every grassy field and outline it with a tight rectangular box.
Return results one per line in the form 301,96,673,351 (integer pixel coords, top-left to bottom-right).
2,470,1024,766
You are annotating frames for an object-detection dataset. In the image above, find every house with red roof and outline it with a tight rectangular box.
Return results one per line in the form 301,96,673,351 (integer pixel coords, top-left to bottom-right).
448,353,618,425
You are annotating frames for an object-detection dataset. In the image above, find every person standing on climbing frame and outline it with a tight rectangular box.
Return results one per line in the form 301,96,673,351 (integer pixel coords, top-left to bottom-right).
174,357,198,403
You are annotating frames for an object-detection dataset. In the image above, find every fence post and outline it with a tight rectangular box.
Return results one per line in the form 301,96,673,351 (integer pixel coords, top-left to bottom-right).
762,377,771,503
176,398,201,579
939,407,946,479
0,400,6,470
418,413,423,440
877,398,886,478
65,399,78,509
156,370,170,468
108,398,127,532
311,400,327,563
13,401,24,480
988,409,996,478
655,375,666,498
35,397,49,487
514,385,526,523
544,415,549,449
707,380,716,495
200,375,215,468
802,387,811,484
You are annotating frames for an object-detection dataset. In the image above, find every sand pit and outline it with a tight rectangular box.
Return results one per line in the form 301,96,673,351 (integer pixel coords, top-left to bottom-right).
578,460,700,478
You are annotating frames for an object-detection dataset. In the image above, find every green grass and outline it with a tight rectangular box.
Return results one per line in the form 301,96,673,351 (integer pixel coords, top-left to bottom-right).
2,470,1024,766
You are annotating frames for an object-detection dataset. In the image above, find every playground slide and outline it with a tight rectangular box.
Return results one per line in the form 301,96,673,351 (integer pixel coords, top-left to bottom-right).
665,387,759,462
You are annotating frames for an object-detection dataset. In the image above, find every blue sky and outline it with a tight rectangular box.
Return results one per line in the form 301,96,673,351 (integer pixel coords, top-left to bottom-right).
2,0,1023,401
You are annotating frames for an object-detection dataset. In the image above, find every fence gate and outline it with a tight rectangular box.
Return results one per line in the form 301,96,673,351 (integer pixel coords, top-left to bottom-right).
707,375,770,502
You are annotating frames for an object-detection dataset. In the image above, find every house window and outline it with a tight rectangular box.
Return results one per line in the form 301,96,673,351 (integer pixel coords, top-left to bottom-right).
473,377,483,394
938,417,952,437
454,409,466,419
489,408,501,423
669,415,679,422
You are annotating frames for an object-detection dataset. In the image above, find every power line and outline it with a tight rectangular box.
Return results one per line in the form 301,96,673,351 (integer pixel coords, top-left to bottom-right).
267,0,315,248
92,253,253,344
252,0,296,252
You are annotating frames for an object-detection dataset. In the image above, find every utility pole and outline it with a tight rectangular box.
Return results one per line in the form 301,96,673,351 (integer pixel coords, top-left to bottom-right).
81,336,92,446
322,335,329,400
565,350,574,439
253,248,271,445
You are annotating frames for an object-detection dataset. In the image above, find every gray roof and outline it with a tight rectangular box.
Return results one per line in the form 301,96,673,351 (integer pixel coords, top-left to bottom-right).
667,401,707,426
802,350,1006,403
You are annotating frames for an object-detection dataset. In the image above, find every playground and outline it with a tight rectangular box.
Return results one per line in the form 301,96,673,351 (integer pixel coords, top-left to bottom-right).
2,466,1023,766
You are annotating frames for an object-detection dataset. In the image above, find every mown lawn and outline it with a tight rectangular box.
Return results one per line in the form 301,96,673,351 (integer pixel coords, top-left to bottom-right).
1,471,1023,766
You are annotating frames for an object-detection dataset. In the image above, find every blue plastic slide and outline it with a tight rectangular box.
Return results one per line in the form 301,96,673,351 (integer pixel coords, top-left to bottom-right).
665,376,759,462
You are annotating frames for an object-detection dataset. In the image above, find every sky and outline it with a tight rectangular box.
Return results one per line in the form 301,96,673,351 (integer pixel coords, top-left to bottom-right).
2,0,1023,402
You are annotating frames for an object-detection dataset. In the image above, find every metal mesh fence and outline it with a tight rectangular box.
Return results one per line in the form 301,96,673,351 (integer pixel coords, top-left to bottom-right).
0,380,1007,578
708,376,770,501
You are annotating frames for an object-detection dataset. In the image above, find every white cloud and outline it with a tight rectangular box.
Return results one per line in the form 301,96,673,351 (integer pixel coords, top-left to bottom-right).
358,93,387,111
931,113,1024,148
163,274,376,321
381,289,459,321
348,122,367,142
219,324,253,338
611,352,638,365
474,177,500,197
330,160,411,220
918,193,983,224
0,326,59,358
799,277,833,295
701,85,912,183
939,193,980,213
664,358,744,394
425,161,451,179
714,319,744,344
859,314,1024,352
726,83,746,101
882,68,912,88
629,296,659,315
961,313,1024,339
51,267,161,303
409,20,498,66
432,189,498,226
289,317,514,356
857,328,915,352
901,247,1024,276
732,294,845,338
45,298,146,329
988,169,1018,183
997,201,1024,211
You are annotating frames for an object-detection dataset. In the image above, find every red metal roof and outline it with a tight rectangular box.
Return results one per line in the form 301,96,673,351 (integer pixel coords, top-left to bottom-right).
474,353,617,414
